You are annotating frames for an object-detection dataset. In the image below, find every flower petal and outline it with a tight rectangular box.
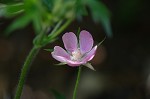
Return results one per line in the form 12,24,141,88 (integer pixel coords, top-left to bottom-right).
51,46,70,62
79,30,94,54
66,60,85,67
82,45,97,62
62,32,78,52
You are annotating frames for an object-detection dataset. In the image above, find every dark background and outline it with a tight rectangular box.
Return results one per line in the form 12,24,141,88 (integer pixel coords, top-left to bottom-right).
0,0,150,99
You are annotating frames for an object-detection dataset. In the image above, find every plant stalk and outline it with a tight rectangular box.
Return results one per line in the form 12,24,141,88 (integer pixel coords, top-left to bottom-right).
14,19,73,99
14,46,40,99
72,66,82,99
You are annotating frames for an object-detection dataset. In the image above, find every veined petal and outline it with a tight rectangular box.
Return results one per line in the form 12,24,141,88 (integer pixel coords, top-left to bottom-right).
82,45,97,62
51,46,70,62
62,32,78,52
79,30,94,54
52,55,67,63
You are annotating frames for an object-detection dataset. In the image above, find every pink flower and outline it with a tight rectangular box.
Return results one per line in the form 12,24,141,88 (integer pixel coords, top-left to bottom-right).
51,30,97,70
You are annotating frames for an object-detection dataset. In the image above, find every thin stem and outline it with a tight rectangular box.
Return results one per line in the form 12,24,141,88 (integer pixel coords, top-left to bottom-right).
14,46,40,99
14,26,47,99
49,18,73,39
48,20,63,37
14,19,73,99
72,66,82,99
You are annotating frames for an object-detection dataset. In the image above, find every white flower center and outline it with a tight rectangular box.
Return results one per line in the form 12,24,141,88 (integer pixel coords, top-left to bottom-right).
71,49,82,61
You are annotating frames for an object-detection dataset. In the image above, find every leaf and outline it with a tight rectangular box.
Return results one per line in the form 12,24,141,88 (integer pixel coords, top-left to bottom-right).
5,3,24,17
0,3,24,17
50,89,66,99
44,49,54,52
86,0,112,38
54,62,67,66
5,14,31,35
32,12,42,35
83,63,96,71
76,27,80,39
42,0,54,11
75,0,88,20
97,36,106,46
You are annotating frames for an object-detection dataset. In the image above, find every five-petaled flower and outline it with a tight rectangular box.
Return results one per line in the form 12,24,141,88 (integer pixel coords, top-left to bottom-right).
51,30,97,70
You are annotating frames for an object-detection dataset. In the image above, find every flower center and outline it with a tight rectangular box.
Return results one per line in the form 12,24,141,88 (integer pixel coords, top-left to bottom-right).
71,49,82,61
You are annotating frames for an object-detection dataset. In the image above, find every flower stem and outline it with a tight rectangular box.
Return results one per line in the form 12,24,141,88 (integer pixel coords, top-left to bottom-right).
49,18,73,39
14,46,40,99
73,66,82,99
14,19,73,99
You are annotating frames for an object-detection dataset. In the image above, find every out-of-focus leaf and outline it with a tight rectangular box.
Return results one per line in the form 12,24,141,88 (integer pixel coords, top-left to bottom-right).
76,0,88,20
44,49,53,52
50,89,66,99
0,3,24,17
33,34,58,47
0,0,19,4
43,37,58,46
42,0,54,11
86,0,112,38
52,0,76,21
32,12,42,35
5,3,24,16
0,4,6,16
5,14,31,35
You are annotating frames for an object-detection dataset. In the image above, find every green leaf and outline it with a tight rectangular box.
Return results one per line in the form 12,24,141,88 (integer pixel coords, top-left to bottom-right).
5,14,31,35
50,89,66,99
76,27,80,39
5,3,24,17
0,3,24,17
54,62,67,66
42,0,54,11
86,0,112,38
75,0,88,20
44,49,54,52
83,63,96,71
32,12,42,35
97,36,106,46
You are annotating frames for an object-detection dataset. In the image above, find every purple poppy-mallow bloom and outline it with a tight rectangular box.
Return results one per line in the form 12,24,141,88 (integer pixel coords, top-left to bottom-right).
51,30,97,70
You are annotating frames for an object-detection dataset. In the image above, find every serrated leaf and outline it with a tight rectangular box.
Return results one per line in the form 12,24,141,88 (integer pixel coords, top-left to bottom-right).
86,0,112,38
50,89,66,99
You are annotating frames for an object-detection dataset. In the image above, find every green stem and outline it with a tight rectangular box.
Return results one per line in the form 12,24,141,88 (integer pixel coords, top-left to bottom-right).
48,20,63,37
73,66,82,99
49,18,73,39
14,19,73,99
14,46,40,99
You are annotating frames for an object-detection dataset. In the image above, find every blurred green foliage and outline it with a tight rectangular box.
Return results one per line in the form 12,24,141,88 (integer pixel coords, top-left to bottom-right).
0,0,112,38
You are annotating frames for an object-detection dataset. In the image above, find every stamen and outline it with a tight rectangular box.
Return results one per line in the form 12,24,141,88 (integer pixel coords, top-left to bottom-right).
71,49,82,61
